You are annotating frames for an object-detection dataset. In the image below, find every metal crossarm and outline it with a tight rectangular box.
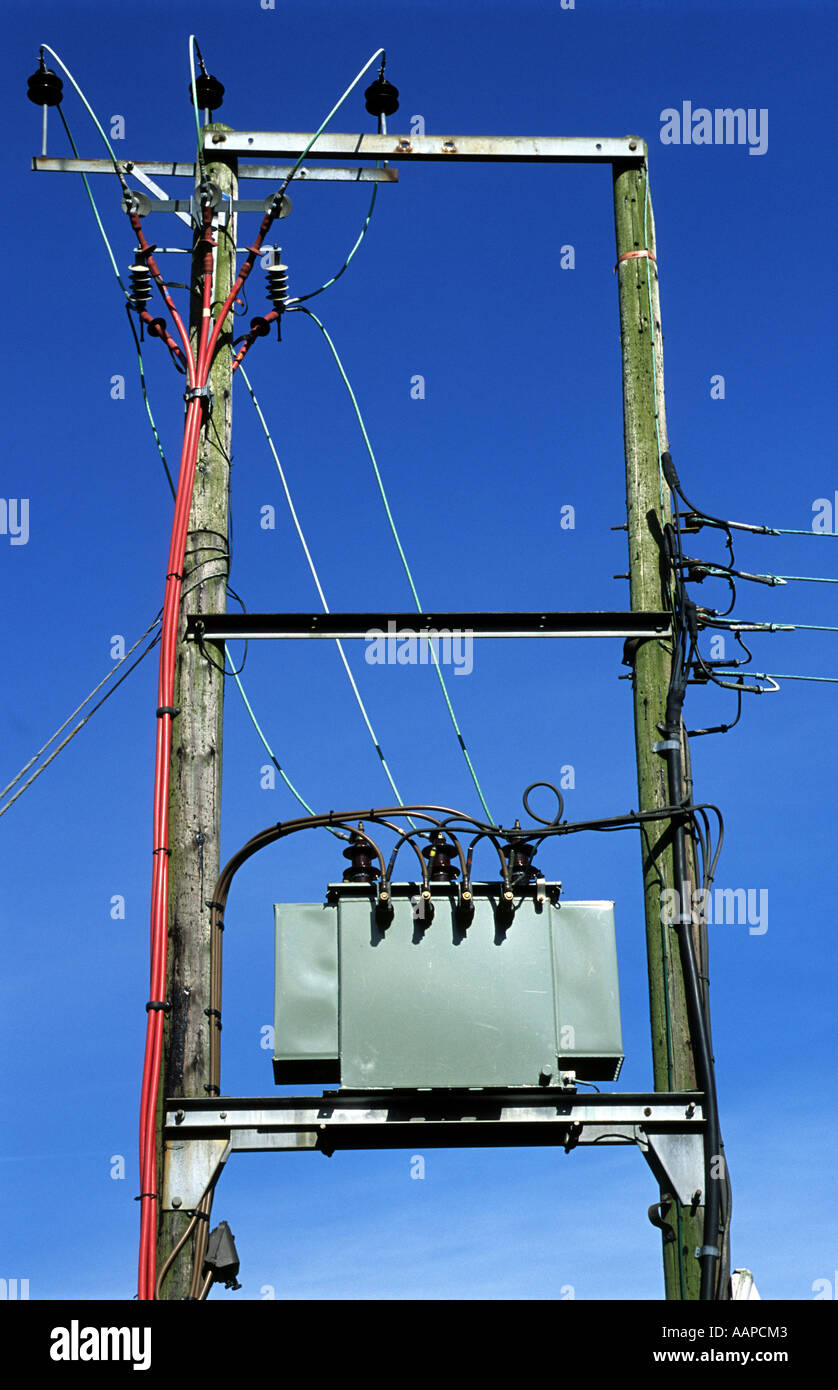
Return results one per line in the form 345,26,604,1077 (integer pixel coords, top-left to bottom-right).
186,610,672,642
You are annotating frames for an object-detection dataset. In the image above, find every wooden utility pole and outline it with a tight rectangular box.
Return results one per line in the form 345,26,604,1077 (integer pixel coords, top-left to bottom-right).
156,127,237,1300
613,151,704,1300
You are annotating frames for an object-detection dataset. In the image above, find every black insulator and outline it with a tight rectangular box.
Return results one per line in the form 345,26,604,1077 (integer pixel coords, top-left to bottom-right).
27,65,63,106
364,76,399,117
266,264,290,311
190,73,225,112
502,837,542,885
422,835,459,882
128,264,152,309
342,832,379,883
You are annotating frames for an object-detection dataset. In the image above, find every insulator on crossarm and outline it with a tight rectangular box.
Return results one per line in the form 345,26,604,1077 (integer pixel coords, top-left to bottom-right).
27,60,63,106
364,74,399,117
189,73,225,113
128,264,153,310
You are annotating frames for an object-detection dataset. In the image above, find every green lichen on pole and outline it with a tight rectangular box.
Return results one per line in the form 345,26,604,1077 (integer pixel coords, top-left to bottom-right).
612,151,703,1300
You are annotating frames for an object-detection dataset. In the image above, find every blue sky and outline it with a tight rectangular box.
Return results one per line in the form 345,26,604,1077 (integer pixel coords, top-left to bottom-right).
2,0,837,1301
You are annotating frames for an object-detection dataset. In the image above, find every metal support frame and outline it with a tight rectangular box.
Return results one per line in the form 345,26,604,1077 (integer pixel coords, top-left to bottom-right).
35,120,700,1292
162,1090,705,1213
186,610,672,642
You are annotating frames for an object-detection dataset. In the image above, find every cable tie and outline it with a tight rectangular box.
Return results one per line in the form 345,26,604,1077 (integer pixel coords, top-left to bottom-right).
166,571,183,582
156,705,181,719
204,1007,222,1019
146,999,171,1012
134,1192,158,1201
204,1084,221,1096
205,899,225,911
614,249,657,273
189,1209,211,1223
152,847,171,857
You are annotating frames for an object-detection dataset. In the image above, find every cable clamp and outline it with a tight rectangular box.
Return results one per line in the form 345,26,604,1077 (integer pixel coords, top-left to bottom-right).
134,1192,158,1201
146,999,171,1013
653,739,680,753
614,248,657,273
204,1084,221,1096
184,384,214,412
695,1245,720,1259
156,705,181,719
204,1007,222,1020
152,847,171,857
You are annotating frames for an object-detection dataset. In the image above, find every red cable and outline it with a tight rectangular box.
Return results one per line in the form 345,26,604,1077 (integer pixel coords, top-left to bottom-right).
136,203,216,1300
135,191,282,1301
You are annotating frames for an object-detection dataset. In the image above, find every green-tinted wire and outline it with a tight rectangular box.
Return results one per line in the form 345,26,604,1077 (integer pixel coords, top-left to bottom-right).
56,105,126,292
293,305,494,824
704,565,838,585
278,48,385,196
238,365,409,811
717,671,838,684
187,35,209,187
227,661,318,815
125,307,176,499
777,573,838,584
295,181,379,303
41,44,129,192
772,527,838,537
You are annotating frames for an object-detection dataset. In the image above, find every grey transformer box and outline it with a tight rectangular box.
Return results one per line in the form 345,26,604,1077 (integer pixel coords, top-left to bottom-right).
273,882,624,1090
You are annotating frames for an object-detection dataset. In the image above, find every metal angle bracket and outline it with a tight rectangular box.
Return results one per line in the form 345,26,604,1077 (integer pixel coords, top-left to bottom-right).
640,1130,705,1208
162,1127,317,1211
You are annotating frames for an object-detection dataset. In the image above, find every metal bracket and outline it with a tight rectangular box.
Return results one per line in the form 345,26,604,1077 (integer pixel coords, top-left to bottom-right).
161,1089,704,1211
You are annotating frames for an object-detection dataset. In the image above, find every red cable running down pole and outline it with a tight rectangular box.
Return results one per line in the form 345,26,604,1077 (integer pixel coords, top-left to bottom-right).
134,192,282,1300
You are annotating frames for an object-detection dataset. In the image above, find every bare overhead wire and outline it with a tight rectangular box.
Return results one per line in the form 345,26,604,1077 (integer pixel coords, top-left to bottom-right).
291,305,494,823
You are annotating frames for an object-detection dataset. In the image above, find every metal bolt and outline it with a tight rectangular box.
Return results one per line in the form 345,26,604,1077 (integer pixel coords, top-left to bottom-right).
219,1111,227,1119
629,139,638,150
644,1106,652,1116
172,1196,182,1209
175,1109,185,1124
